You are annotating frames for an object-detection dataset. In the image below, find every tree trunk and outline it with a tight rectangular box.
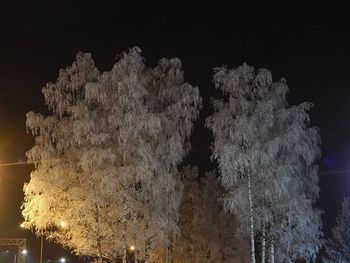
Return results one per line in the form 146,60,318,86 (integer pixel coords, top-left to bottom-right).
270,239,275,263
164,174,170,263
95,204,103,263
97,239,103,262
165,243,169,263
164,231,169,263
144,239,151,263
122,203,128,263
97,235,103,262
247,172,256,263
261,225,266,263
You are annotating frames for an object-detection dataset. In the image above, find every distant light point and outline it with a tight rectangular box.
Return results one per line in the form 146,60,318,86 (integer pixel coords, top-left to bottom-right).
60,221,67,228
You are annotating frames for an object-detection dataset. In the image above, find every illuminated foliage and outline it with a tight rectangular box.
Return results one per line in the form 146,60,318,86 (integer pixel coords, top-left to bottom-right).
23,48,201,262
206,64,322,263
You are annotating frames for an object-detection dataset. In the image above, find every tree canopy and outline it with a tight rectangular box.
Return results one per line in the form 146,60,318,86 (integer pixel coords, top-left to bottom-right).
22,48,202,262
206,64,322,263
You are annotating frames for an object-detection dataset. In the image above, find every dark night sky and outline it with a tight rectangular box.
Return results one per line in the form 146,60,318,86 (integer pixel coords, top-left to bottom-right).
1,2,350,262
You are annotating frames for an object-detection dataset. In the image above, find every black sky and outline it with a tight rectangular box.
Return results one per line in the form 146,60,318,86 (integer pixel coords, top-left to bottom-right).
1,2,350,262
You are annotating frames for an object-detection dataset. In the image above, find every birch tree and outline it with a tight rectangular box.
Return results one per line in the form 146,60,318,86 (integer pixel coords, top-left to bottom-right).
169,166,249,263
206,64,322,263
22,48,201,263
323,198,350,263
23,53,124,261
141,58,202,262
84,48,163,262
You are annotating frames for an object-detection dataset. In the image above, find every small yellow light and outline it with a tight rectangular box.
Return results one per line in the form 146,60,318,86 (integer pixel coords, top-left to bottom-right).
20,222,25,228
130,245,135,251
60,221,67,228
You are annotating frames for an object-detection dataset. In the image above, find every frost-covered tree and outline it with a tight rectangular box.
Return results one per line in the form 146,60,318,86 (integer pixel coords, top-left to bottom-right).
169,166,249,263
22,53,117,261
23,48,201,263
323,198,350,263
82,48,162,262
142,58,202,262
206,64,322,263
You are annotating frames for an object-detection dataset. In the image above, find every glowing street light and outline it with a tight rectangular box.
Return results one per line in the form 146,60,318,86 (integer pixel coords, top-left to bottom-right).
130,245,135,251
60,257,66,262
60,221,67,228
